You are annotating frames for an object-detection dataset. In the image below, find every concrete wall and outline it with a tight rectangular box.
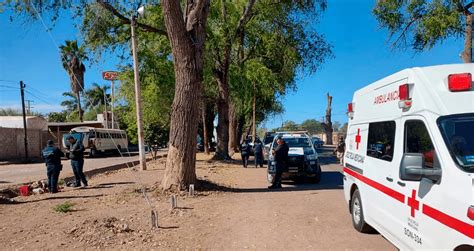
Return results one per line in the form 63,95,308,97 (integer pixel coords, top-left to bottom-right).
0,128,47,160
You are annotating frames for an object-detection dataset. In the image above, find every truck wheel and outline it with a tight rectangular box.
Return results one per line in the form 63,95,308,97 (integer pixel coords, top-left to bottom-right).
351,189,374,233
308,165,321,183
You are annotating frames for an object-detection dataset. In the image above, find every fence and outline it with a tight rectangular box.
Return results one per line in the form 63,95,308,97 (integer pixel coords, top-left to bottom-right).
0,128,48,161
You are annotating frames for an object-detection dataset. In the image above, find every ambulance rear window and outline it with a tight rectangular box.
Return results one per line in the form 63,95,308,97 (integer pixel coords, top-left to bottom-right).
366,121,396,162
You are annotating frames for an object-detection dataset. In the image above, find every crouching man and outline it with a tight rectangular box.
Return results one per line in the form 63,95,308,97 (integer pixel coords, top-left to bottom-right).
41,140,64,193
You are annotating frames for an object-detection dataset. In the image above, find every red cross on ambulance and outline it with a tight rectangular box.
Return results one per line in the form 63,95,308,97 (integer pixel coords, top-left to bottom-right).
407,189,420,218
355,128,361,150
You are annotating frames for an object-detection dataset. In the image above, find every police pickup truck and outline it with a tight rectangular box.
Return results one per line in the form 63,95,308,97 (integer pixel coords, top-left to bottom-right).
267,131,321,183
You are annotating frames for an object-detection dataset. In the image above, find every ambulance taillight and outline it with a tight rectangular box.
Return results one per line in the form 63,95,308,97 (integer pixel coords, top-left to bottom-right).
398,84,412,109
347,103,354,119
468,206,474,221
448,73,472,92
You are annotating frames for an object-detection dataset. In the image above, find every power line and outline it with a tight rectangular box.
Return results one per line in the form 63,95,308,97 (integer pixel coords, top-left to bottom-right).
0,84,20,89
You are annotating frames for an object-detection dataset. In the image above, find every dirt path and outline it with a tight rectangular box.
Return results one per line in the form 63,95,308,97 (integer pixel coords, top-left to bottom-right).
0,150,395,250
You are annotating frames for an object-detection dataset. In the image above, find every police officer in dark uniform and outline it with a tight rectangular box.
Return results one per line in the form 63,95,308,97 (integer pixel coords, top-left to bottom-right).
67,136,88,187
253,138,264,168
269,136,289,189
41,140,64,193
240,139,250,168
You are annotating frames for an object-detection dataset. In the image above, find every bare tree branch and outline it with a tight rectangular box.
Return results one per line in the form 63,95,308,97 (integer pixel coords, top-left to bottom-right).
96,0,167,36
392,15,422,48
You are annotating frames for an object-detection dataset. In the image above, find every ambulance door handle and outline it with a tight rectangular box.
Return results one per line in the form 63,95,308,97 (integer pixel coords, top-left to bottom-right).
386,177,393,182
397,181,406,187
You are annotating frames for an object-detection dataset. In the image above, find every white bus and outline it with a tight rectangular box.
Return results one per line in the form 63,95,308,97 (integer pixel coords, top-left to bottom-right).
62,127,128,157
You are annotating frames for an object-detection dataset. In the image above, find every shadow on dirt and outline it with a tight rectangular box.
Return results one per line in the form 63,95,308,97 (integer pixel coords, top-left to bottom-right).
5,194,105,204
196,170,343,194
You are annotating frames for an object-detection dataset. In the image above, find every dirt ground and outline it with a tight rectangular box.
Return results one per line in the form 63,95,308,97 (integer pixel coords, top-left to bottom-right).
0,149,395,250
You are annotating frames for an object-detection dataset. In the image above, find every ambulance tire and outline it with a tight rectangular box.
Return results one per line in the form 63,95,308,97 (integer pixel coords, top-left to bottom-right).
351,189,374,233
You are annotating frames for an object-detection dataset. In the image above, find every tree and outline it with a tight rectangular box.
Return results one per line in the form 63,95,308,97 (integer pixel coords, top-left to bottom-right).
332,121,341,132
59,40,87,121
281,120,299,131
374,0,473,63
160,0,211,191
84,83,110,111
47,111,68,122
301,119,324,135
60,91,82,121
0,108,22,116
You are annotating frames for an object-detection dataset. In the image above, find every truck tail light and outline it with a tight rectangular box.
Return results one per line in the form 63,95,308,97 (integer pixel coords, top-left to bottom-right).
468,206,474,221
398,84,412,109
448,73,472,92
347,103,354,119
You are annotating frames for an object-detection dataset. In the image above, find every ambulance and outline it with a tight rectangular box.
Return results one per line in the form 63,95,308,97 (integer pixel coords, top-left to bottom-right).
342,64,473,250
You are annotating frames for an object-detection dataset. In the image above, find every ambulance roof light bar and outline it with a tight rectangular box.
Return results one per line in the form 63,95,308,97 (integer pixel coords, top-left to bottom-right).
347,102,354,119
448,73,472,92
398,84,412,110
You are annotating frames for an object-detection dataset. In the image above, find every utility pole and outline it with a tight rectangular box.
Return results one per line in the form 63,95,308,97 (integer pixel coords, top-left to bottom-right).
104,87,108,129
25,100,33,115
131,15,147,170
252,80,256,143
20,81,28,162
111,80,115,129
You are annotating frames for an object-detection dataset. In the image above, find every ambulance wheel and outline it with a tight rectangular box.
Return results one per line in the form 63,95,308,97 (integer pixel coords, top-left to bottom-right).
351,189,374,233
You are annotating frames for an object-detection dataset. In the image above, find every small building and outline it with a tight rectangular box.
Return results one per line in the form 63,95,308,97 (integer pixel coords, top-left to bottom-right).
0,116,48,160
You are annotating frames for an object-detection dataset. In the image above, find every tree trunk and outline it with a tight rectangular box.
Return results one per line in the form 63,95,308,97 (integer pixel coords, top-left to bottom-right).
321,93,333,145
214,71,231,160
228,100,240,155
461,12,472,63
161,0,210,191
76,92,83,122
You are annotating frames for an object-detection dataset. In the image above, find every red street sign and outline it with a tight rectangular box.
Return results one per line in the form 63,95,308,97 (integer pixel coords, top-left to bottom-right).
102,71,119,81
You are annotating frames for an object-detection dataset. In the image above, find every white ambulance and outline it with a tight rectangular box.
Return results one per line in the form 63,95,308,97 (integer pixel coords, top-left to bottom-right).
343,63,473,250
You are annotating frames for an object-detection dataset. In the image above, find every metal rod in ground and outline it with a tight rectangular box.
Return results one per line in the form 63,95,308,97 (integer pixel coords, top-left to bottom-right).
170,195,177,209
151,210,158,229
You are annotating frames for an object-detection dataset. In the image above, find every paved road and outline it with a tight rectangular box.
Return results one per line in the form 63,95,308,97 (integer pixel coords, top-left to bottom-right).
0,150,166,187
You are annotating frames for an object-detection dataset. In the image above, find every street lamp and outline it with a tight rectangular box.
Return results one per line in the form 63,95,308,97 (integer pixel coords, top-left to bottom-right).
131,7,147,170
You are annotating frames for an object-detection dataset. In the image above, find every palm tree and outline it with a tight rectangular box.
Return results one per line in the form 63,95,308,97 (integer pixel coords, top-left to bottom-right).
60,92,82,121
59,40,87,122
84,83,110,110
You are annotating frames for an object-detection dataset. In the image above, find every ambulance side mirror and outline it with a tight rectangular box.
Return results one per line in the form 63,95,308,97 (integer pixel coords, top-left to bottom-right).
400,153,442,182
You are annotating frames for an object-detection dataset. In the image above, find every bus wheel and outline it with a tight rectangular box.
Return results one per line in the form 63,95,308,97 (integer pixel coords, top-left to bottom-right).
351,189,374,233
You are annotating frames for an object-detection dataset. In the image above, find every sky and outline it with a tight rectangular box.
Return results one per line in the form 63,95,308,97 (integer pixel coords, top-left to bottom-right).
0,1,465,129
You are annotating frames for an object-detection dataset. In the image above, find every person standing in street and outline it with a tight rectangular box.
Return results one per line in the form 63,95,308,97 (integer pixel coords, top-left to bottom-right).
67,136,88,187
269,136,289,189
41,140,64,193
240,139,250,168
333,136,346,165
253,138,264,168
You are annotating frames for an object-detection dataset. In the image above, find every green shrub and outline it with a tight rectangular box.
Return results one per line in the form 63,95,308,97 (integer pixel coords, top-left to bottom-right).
54,201,75,213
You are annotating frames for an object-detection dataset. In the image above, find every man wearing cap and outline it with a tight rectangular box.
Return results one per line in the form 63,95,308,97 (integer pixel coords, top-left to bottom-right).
41,140,64,193
67,136,88,187
269,136,289,189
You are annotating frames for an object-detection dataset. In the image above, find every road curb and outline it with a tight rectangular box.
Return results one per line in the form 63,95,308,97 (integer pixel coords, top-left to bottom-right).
0,153,167,199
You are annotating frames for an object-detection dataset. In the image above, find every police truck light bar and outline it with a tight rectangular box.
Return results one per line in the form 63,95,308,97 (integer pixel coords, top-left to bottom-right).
398,84,412,109
448,73,472,92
